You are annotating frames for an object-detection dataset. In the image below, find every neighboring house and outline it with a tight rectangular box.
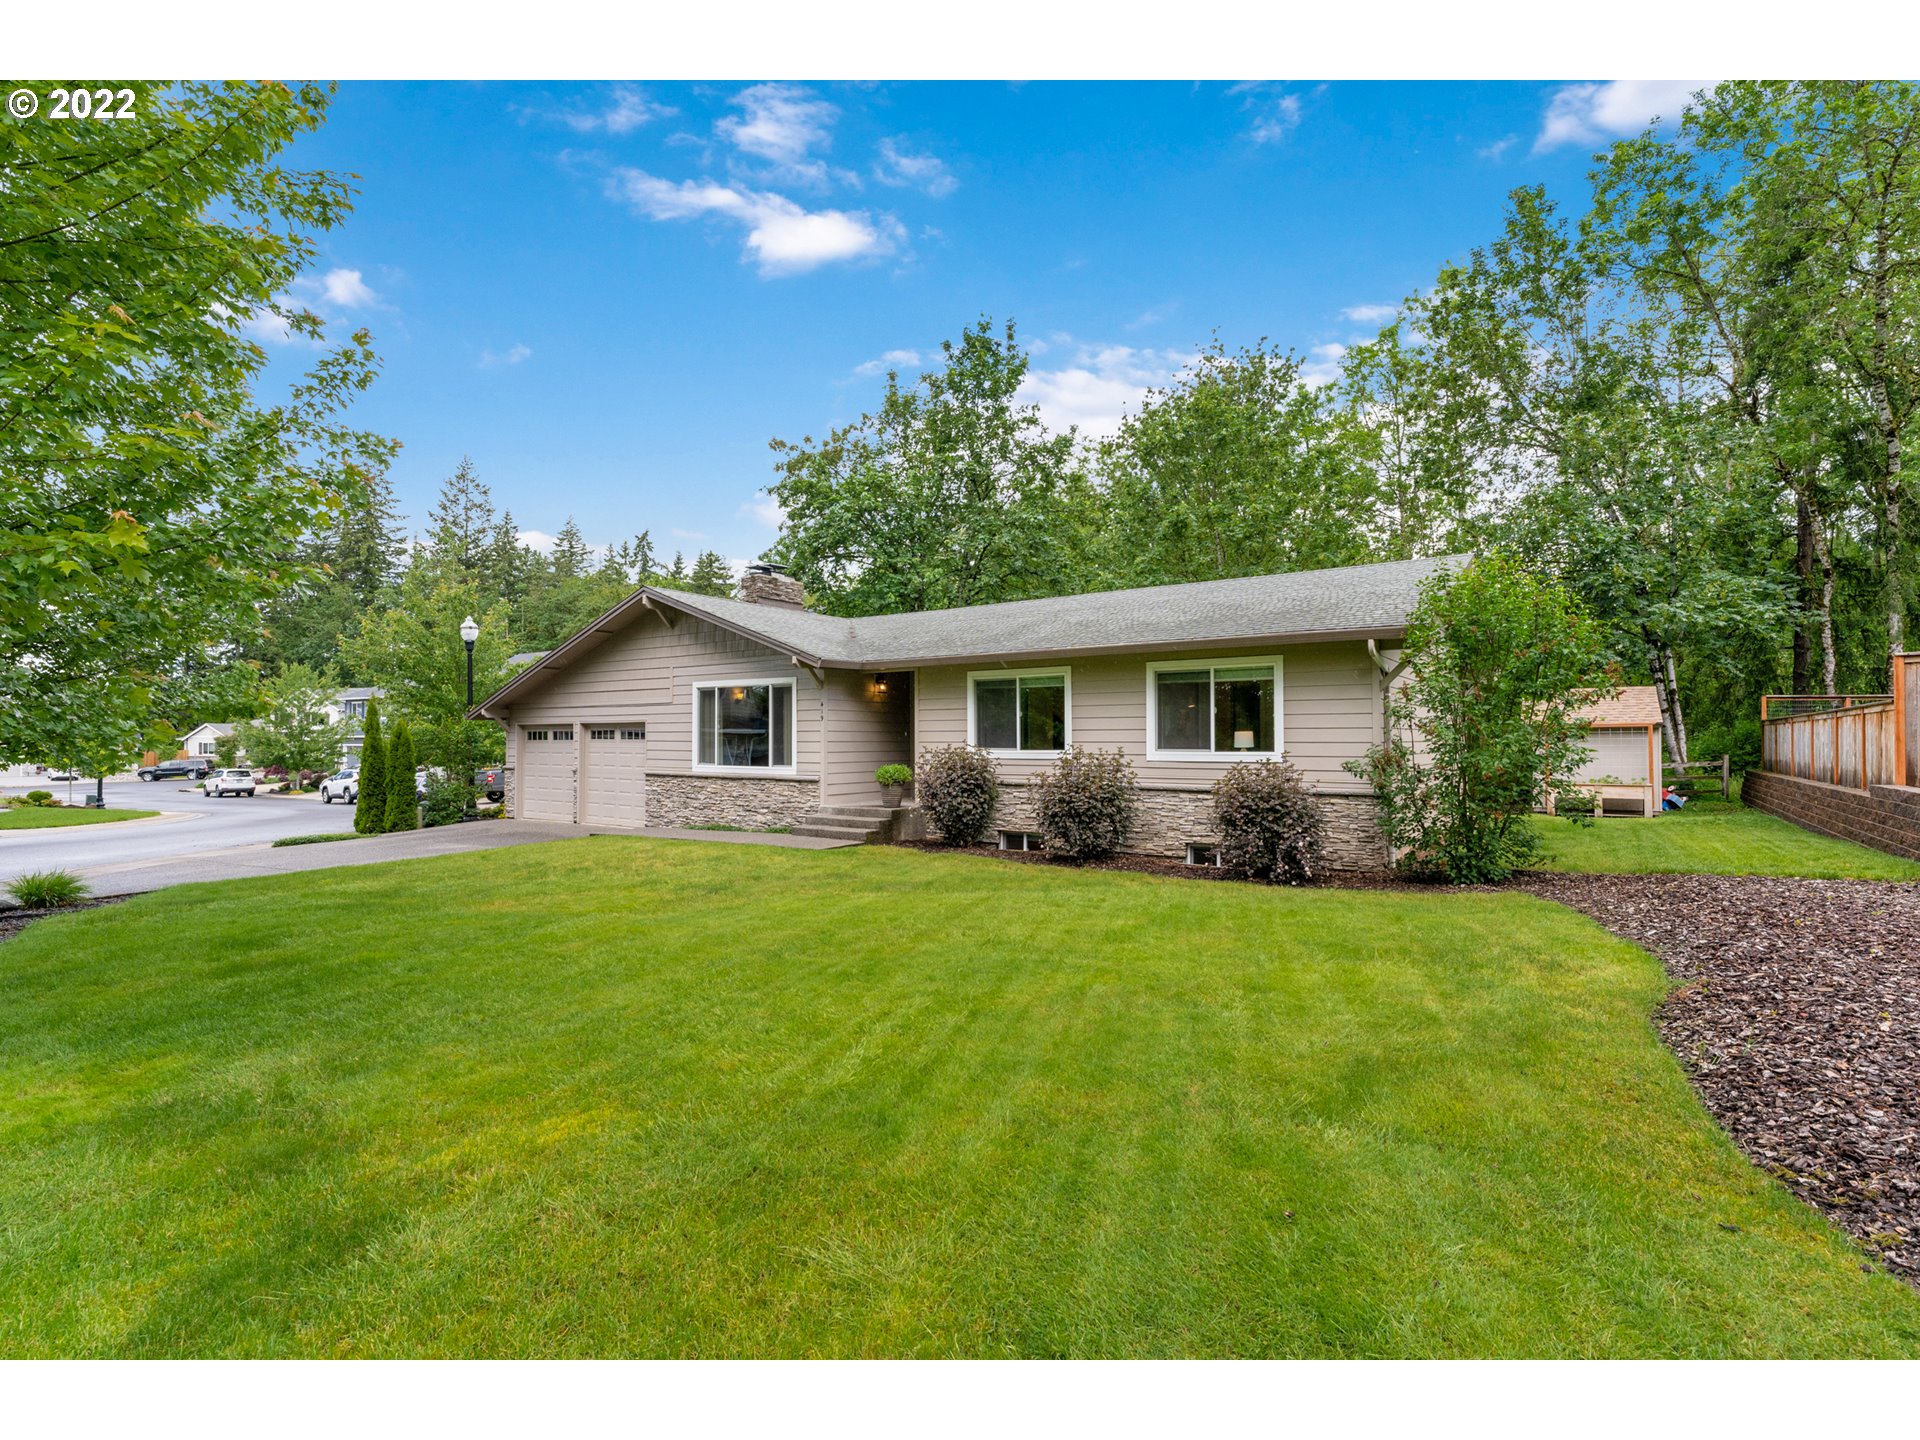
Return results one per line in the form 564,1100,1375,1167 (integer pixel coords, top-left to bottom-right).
324,687,386,761
177,722,236,759
1553,686,1664,818
506,650,550,670
473,557,1463,867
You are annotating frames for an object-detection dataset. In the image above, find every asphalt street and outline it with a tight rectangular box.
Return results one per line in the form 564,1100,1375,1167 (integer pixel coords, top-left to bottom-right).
0,778,358,888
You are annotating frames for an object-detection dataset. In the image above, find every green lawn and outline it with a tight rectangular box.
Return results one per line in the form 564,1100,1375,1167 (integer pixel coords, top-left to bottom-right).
1527,801,1920,880
2,839,1915,1358
0,806,158,830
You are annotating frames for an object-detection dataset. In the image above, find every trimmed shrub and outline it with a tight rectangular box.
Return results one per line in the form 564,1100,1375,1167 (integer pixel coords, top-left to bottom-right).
355,703,387,835
916,745,999,846
7,869,91,909
1031,746,1138,862
384,721,419,832
24,790,54,807
1210,759,1326,884
422,770,469,828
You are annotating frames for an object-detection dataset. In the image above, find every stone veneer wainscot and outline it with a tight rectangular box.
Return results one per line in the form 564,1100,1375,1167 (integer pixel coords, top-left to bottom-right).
921,781,1389,871
644,773,821,830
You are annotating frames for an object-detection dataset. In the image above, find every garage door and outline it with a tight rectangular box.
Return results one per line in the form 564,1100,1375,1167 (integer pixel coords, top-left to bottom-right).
518,725,576,822
582,725,647,827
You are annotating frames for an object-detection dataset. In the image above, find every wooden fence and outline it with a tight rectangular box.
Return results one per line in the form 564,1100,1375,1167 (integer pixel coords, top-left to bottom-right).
1760,652,1920,792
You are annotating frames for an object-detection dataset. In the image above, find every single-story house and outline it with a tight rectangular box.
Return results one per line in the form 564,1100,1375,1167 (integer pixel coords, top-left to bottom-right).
1551,686,1664,818
177,722,235,759
471,556,1467,867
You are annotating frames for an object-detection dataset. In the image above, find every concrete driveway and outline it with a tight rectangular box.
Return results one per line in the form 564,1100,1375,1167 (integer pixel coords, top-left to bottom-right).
0,777,359,890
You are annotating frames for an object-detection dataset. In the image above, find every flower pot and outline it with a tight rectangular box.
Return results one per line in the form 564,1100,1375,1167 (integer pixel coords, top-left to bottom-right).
880,783,905,807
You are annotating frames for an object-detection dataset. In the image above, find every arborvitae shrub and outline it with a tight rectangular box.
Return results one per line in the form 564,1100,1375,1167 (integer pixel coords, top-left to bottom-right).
355,704,387,835
384,720,418,832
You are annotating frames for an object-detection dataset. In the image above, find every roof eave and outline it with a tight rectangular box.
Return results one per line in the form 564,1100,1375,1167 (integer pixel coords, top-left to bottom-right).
845,624,1410,671
468,586,830,719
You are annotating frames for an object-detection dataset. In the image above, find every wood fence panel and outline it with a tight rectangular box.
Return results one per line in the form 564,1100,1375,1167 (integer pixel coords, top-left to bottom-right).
1904,656,1920,787
1760,697,1899,792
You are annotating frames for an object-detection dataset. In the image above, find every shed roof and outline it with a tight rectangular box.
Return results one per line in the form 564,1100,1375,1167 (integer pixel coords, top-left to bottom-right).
1577,685,1662,728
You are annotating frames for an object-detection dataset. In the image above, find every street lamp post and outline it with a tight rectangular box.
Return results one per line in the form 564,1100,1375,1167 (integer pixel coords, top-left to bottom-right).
460,615,479,707
460,615,480,820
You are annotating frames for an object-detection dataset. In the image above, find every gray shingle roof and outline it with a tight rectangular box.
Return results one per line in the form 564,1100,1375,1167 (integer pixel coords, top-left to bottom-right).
473,555,1463,716
659,554,1464,667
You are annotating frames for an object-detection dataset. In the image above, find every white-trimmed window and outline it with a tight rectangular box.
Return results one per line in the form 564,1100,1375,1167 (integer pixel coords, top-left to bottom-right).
1146,657,1284,760
968,668,1070,755
693,679,795,772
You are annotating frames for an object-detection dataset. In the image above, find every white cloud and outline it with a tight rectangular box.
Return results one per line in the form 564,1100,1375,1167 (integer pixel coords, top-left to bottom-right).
1230,83,1307,145
517,529,558,553
1299,342,1346,388
320,268,376,307
1125,302,1178,331
1477,135,1517,161
873,137,956,197
1015,342,1199,439
608,168,904,276
478,343,532,368
1534,80,1711,153
1341,303,1398,325
740,495,787,528
852,348,922,377
555,85,674,135
718,83,838,183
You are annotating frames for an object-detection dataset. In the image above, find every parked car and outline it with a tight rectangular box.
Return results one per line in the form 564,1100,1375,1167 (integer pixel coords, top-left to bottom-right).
475,766,505,802
204,768,256,798
319,768,359,804
45,770,81,781
137,758,212,781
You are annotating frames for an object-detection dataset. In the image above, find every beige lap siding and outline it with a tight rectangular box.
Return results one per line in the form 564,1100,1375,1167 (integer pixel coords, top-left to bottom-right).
912,640,1384,792
821,670,914,807
500,612,825,822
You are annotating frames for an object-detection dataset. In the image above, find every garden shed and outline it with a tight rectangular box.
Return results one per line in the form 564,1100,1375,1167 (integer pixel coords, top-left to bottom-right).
1557,686,1663,817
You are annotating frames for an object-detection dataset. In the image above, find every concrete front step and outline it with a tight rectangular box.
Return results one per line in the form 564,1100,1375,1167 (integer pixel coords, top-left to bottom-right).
790,821,888,842
815,805,902,822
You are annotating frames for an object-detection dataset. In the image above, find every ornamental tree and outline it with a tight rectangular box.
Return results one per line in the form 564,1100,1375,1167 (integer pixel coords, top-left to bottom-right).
1346,554,1614,884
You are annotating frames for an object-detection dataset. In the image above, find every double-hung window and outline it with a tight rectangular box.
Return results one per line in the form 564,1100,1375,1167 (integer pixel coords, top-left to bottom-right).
1147,657,1283,759
968,669,1069,755
693,679,795,771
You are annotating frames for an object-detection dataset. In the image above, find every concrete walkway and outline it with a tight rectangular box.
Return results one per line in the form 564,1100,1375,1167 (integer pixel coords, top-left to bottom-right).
62,822,587,899
11,820,860,903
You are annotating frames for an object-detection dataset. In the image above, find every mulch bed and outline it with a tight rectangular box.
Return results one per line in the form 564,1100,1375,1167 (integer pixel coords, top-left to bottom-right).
1523,872,1920,1283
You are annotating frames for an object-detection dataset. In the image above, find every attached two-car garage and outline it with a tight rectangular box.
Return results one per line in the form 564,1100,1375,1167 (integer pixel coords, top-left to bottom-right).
517,723,647,826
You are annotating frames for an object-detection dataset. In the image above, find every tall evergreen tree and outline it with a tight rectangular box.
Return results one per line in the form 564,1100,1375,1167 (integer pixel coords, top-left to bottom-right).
686,550,735,597
354,702,387,835
426,457,497,580
550,516,593,580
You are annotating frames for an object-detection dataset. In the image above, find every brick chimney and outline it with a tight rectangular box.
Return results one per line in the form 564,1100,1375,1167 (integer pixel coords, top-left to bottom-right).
737,561,806,610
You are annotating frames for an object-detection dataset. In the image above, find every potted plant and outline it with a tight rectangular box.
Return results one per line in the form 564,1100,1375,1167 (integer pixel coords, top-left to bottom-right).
874,764,913,806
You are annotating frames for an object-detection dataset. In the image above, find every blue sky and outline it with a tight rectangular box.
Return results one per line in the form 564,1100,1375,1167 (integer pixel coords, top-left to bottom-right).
259,80,1706,566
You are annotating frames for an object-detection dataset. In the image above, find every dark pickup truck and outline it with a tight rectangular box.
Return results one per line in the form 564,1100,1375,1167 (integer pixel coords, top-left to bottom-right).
137,758,212,781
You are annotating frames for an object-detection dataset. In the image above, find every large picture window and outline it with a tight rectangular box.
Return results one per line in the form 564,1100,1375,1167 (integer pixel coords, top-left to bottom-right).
1147,658,1282,759
969,670,1069,754
694,679,795,770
